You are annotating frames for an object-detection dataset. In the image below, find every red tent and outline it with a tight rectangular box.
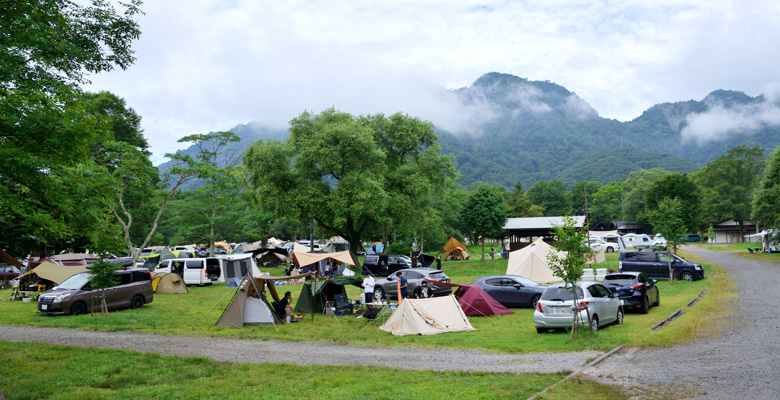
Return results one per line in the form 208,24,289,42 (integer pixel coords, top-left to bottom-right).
432,281,513,316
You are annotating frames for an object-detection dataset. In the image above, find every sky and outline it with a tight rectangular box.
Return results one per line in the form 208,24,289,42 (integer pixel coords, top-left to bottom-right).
85,0,780,163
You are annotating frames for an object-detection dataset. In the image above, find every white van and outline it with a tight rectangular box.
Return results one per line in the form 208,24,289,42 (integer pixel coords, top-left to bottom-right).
154,258,222,285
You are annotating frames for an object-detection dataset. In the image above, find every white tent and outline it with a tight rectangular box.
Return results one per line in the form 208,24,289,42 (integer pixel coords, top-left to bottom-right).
218,254,262,286
379,296,475,336
506,238,564,283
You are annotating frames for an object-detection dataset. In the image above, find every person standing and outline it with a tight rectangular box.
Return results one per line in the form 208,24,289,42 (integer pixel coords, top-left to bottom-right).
362,272,375,303
324,261,331,277
490,246,495,260
396,271,408,303
436,255,442,270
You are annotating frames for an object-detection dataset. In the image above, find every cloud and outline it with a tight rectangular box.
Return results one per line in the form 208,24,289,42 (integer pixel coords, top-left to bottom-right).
681,101,780,144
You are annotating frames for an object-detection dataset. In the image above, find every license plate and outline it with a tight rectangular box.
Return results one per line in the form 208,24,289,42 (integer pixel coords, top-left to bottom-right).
551,307,567,314
41,304,48,310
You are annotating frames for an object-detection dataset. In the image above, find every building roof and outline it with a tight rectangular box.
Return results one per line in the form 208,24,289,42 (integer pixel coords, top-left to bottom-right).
503,216,586,230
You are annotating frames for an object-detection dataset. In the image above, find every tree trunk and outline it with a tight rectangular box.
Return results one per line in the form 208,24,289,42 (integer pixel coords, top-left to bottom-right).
481,236,485,260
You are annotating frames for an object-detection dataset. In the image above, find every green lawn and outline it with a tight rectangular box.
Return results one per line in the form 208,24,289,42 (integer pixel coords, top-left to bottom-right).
0,249,732,354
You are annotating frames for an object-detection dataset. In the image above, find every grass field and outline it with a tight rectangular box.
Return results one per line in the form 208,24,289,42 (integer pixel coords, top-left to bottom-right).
0,250,732,354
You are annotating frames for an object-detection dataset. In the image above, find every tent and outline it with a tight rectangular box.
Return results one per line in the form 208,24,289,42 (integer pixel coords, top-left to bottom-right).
247,248,288,267
1,249,23,267
292,250,356,277
151,272,188,294
293,276,362,313
506,238,564,284
21,261,88,285
216,272,313,327
434,282,513,316
321,237,349,253
213,240,233,252
220,254,263,287
267,237,284,248
379,295,476,336
140,249,191,269
437,237,471,261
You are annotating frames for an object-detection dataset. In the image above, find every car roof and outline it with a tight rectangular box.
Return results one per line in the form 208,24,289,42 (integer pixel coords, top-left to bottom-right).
604,271,641,278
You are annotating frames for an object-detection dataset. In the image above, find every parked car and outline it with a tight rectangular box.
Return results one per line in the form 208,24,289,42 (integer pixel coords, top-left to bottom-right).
534,281,623,333
0,265,22,282
472,275,547,308
618,250,704,281
652,236,667,248
685,234,701,242
372,268,451,301
38,267,153,315
362,254,412,277
587,238,618,253
602,272,659,314
153,258,222,285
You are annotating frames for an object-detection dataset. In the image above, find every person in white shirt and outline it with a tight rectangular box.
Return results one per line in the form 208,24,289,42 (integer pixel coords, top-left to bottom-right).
362,273,376,303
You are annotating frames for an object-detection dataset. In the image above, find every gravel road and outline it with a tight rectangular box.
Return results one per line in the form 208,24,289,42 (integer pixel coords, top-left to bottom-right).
581,246,780,399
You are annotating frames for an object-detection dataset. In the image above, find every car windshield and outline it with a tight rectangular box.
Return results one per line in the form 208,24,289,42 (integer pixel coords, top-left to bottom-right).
541,287,584,301
512,276,539,286
55,273,91,290
428,272,447,280
603,275,637,285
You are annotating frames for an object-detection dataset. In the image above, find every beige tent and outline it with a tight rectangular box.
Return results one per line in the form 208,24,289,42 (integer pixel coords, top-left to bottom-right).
437,237,470,261
216,272,313,327
21,261,88,284
379,295,476,336
291,250,355,268
506,238,564,284
151,272,188,294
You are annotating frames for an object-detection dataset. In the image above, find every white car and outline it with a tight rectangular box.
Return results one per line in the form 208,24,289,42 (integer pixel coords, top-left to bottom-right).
587,238,618,253
534,281,624,333
652,236,667,248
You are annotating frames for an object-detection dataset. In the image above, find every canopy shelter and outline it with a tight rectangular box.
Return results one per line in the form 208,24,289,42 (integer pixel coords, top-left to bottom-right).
1,249,23,267
437,237,470,261
379,295,476,336
292,250,356,276
139,249,191,270
417,253,436,268
434,282,513,317
506,237,564,284
213,240,233,252
216,272,313,327
20,261,88,286
247,248,288,267
293,276,362,313
151,272,188,294
44,253,100,265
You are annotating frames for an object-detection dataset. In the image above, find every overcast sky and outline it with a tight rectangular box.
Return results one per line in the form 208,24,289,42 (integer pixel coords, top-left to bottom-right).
86,0,780,163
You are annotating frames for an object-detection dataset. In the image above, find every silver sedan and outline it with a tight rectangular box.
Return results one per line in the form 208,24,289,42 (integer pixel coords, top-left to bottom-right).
533,281,624,333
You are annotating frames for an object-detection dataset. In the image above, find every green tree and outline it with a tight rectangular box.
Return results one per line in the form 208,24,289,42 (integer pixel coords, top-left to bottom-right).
645,174,701,234
88,258,119,316
459,185,507,260
693,145,765,238
243,109,456,257
647,198,688,257
508,182,544,217
570,180,601,215
527,180,569,216
590,182,623,225
621,168,674,229
546,215,594,337
752,146,780,235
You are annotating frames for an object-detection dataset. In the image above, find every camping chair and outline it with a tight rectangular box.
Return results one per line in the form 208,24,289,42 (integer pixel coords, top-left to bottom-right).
748,248,754,253
333,294,351,315
356,304,388,333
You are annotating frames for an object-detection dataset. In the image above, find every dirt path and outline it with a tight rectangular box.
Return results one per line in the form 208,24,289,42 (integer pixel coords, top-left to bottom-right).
0,325,600,375
581,246,780,399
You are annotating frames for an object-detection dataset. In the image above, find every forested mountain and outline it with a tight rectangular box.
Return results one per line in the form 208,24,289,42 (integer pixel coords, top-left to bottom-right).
158,72,780,189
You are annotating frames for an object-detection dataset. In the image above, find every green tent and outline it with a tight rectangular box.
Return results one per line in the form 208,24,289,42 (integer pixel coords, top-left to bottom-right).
293,276,362,313
139,249,192,269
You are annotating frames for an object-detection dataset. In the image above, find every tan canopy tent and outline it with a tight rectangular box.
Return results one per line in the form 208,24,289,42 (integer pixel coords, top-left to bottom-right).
437,237,471,261
0,249,23,267
379,295,476,336
151,272,188,294
506,238,564,284
216,272,313,327
292,250,355,267
21,261,88,285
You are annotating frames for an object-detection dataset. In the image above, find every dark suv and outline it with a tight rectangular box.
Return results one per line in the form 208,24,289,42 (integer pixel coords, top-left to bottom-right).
38,267,154,315
618,250,704,281
362,254,411,277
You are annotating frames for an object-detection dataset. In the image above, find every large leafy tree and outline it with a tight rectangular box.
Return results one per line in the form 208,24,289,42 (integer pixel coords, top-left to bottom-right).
589,181,623,226
460,185,507,259
508,182,544,217
527,179,570,216
647,197,688,256
0,0,142,254
244,108,456,256
694,145,765,237
569,180,601,216
621,168,673,229
752,146,780,234
645,174,701,233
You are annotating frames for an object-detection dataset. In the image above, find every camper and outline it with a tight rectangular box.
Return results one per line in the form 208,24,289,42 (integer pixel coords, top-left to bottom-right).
153,258,222,285
600,233,627,251
623,233,652,249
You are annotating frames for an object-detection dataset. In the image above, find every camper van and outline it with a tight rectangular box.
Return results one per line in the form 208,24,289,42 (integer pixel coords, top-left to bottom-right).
623,234,653,249
599,233,627,251
154,258,222,285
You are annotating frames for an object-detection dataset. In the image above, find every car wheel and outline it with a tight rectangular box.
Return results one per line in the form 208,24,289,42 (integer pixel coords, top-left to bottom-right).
70,302,87,315
640,296,649,314
536,327,546,334
653,291,660,307
616,308,624,325
530,295,541,309
130,295,145,309
590,316,599,333
606,247,614,253
681,271,694,281
374,287,385,302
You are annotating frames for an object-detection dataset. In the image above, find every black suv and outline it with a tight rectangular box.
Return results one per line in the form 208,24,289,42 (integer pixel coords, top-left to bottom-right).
618,250,704,281
362,254,411,277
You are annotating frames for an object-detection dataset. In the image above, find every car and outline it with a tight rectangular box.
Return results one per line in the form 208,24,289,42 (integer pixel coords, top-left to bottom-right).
372,267,452,301
534,281,624,333
618,250,704,281
602,272,659,314
472,275,547,308
685,234,701,242
587,238,618,253
362,254,412,277
0,265,22,282
37,267,154,315
652,236,667,248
